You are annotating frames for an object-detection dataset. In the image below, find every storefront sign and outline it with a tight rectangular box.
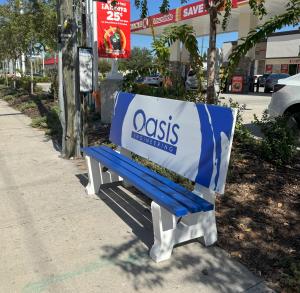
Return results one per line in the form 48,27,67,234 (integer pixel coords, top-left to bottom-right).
110,92,237,194
281,64,289,74
231,76,243,93
181,2,207,20
131,0,241,32
78,47,93,93
97,0,130,58
266,64,273,73
131,9,177,32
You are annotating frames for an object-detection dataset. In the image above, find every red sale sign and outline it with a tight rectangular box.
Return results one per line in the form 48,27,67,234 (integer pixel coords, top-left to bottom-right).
97,0,130,59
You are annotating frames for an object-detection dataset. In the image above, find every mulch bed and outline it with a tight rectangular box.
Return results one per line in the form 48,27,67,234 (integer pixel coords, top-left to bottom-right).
88,117,300,292
1,86,299,292
217,145,300,292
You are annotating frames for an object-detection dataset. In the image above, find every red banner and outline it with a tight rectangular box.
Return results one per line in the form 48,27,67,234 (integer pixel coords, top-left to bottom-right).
97,0,130,59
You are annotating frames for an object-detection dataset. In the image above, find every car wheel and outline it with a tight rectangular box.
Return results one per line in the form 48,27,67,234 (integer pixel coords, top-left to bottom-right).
264,88,270,93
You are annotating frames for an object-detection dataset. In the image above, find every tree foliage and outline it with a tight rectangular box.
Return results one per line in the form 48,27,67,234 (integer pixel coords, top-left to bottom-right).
134,0,300,103
118,47,154,74
224,0,300,80
0,0,57,61
98,59,111,76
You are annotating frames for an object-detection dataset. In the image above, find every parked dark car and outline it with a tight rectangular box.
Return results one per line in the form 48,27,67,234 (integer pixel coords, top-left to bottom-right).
258,73,270,87
264,73,290,93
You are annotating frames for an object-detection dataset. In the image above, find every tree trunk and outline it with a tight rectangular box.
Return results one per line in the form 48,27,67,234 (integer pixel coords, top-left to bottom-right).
207,7,218,104
57,0,81,158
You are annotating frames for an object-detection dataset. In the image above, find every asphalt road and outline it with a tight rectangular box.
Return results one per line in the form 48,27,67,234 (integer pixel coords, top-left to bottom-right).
220,92,272,124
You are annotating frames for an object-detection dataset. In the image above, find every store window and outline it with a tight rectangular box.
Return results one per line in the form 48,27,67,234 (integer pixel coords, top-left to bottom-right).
289,64,298,75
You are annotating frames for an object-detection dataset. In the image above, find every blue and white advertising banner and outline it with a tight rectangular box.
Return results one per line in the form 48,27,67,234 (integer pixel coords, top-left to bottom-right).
110,92,237,194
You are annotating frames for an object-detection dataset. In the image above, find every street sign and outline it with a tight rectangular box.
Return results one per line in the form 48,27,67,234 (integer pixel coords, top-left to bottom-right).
97,0,130,58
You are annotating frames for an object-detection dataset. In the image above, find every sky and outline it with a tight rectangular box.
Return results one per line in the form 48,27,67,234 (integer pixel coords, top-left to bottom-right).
130,0,237,51
0,0,298,52
130,0,299,52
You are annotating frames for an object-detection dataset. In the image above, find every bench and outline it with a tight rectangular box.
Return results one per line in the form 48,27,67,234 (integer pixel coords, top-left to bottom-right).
82,92,237,262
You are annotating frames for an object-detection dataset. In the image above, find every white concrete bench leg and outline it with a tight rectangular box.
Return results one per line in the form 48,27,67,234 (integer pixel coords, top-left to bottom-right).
180,211,217,246
85,155,119,195
150,186,218,262
150,201,176,262
192,184,217,246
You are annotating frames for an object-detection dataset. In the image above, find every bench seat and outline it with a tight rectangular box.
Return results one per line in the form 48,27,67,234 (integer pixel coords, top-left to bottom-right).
82,145,214,217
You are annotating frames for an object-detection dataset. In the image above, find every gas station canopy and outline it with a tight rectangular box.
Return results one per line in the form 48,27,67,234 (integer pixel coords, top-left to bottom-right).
130,0,289,37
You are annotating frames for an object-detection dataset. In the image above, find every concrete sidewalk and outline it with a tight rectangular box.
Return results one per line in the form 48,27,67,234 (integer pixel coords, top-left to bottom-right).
0,100,272,293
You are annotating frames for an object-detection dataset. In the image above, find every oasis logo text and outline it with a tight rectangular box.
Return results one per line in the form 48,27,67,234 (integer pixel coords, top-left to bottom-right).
131,109,180,155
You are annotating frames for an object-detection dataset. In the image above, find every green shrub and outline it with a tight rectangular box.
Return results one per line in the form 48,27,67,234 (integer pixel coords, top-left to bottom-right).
31,116,48,128
46,106,61,136
30,106,61,137
33,76,51,83
49,70,58,99
277,257,300,292
220,98,254,144
0,77,6,84
15,76,36,92
2,94,14,102
131,83,166,97
254,111,297,165
18,101,36,112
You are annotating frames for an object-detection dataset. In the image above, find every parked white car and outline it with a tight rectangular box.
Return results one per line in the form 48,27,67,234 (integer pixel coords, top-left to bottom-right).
268,73,300,141
143,74,163,87
185,69,203,91
185,69,219,92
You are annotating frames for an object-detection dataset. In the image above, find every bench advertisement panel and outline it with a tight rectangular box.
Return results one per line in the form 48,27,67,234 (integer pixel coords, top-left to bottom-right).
110,93,237,194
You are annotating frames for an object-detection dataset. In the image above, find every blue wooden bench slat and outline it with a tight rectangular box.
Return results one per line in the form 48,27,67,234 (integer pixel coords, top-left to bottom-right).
99,145,214,212
89,146,213,214
82,147,189,217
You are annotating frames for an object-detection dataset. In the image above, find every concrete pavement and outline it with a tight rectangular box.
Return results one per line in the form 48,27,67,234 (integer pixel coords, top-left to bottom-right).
0,100,273,293
221,93,272,124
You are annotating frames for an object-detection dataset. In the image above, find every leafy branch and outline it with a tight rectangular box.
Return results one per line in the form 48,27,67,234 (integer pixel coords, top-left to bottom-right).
224,0,300,82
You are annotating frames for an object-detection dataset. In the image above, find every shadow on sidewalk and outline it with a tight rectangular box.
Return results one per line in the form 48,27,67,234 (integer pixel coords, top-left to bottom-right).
76,174,153,248
75,173,262,292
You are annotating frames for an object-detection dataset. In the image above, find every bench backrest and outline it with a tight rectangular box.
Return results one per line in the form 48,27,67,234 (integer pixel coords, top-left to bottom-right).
109,92,237,194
